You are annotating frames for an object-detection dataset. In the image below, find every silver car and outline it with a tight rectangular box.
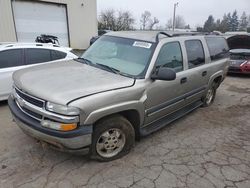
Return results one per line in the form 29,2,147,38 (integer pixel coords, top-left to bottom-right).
8,31,229,161
0,43,77,101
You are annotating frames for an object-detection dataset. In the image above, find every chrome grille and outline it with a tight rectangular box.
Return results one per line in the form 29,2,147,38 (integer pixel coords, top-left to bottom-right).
14,87,44,121
15,88,44,108
13,87,79,123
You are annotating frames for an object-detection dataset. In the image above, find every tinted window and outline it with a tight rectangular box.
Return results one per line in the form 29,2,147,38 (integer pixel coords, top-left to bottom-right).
0,49,23,69
26,49,51,64
185,40,205,69
51,50,67,61
206,37,229,61
155,42,183,73
98,30,107,36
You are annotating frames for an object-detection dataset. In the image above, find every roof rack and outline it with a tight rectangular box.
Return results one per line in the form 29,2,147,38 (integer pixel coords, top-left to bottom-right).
155,31,206,43
171,32,203,37
156,32,172,43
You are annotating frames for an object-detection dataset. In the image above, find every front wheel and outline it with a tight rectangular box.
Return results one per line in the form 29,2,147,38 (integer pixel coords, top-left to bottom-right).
90,115,135,162
202,83,217,107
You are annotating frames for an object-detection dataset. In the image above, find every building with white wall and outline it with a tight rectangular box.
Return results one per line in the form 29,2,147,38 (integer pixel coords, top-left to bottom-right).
0,0,97,49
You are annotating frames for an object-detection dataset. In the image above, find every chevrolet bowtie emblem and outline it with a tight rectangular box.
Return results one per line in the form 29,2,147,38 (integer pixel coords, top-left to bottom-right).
17,97,25,107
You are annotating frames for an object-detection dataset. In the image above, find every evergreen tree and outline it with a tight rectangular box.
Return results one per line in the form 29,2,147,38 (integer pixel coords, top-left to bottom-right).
203,15,216,32
239,12,248,31
230,10,239,31
215,19,221,31
219,14,229,33
227,13,232,31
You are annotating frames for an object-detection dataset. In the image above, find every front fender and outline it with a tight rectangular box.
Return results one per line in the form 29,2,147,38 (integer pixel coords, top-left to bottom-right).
83,100,145,126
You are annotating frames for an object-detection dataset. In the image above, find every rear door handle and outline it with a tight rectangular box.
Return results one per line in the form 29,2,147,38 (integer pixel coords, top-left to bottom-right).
180,77,187,84
202,71,207,77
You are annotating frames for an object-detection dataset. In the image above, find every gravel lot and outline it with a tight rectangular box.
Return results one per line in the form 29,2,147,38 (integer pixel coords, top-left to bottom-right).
0,75,250,188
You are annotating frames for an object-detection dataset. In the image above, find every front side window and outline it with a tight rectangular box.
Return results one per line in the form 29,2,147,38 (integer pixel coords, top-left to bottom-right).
185,40,205,69
0,49,23,69
155,42,183,73
26,49,51,65
81,36,155,77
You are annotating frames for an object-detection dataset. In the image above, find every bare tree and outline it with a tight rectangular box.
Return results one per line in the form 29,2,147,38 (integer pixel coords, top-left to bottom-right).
98,9,116,30
166,19,173,30
116,10,135,30
175,15,186,29
140,11,151,30
148,17,159,30
98,9,135,31
140,11,159,30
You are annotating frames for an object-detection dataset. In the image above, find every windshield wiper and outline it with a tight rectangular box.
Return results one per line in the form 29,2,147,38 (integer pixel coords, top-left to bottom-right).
95,63,121,74
76,59,134,78
95,63,134,78
76,57,93,65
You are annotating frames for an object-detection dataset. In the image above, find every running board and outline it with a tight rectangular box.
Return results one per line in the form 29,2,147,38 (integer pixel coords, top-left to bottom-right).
140,101,203,136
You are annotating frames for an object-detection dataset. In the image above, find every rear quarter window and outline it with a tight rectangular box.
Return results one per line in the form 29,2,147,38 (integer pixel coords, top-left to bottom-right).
51,50,67,61
205,37,229,61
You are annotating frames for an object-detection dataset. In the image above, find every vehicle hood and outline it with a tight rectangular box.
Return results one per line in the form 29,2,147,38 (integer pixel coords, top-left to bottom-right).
227,35,250,50
13,60,135,105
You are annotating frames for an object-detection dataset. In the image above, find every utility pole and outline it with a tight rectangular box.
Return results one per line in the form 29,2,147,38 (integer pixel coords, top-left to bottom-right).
173,2,179,31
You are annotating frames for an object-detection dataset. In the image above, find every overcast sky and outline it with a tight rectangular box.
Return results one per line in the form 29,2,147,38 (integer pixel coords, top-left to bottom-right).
97,0,250,28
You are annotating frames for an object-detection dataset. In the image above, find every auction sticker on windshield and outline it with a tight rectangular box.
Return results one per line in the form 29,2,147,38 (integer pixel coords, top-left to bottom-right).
133,41,152,49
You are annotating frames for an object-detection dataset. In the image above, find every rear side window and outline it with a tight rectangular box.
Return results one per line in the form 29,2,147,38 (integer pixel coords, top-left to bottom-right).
206,37,229,61
185,40,205,69
155,42,183,73
0,49,23,69
26,49,51,65
51,50,67,61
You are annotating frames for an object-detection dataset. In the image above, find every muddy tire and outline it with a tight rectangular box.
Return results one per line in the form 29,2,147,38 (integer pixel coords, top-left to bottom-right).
90,115,135,162
202,82,217,107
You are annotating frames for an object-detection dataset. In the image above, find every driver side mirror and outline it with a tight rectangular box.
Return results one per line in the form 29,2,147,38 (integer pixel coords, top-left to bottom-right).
151,67,176,81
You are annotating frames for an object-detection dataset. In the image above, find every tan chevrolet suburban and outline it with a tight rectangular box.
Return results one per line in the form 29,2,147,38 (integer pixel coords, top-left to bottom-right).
9,31,229,161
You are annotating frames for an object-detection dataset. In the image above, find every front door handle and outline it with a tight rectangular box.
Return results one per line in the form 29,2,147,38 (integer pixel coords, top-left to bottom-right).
202,71,207,77
180,77,187,84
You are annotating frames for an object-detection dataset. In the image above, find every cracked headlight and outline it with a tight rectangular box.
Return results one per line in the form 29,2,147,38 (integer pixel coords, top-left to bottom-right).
46,102,80,116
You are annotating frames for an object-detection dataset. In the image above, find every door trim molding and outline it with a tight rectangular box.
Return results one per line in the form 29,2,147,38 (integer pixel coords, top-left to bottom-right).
146,86,206,117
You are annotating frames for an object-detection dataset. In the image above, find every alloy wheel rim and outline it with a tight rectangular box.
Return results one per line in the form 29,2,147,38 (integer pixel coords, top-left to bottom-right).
206,88,214,105
96,128,126,158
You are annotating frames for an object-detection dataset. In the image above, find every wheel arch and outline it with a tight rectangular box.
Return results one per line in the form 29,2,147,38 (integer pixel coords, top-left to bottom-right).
83,102,145,140
208,71,224,89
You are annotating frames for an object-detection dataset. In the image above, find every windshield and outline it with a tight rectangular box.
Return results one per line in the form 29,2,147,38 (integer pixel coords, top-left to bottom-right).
81,36,155,77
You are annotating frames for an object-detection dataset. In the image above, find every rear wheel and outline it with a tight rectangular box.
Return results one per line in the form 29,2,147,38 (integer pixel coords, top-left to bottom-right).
202,83,217,107
90,115,135,162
